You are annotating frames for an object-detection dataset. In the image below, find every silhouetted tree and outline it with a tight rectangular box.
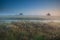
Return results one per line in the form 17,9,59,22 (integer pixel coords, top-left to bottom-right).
47,13,51,16
19,13,23,15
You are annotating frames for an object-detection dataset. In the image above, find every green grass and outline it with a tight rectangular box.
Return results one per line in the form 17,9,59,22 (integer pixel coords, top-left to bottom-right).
0,22,60,40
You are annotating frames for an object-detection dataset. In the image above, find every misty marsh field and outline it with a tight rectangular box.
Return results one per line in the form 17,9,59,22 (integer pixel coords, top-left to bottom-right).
0,16,60,40
0,21,60,40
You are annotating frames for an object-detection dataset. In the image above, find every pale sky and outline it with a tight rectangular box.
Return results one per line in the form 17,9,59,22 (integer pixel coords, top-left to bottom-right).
0,0,60,16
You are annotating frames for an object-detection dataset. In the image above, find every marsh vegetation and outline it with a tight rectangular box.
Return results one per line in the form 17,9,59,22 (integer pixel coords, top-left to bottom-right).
0,21,60,40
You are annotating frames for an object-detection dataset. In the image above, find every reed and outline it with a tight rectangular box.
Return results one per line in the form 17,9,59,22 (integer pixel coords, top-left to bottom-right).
0,21,60,40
